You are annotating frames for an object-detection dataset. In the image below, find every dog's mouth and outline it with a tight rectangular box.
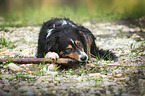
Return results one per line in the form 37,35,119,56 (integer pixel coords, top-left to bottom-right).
59,51,88,62
71,57,88,63
69,51,88,62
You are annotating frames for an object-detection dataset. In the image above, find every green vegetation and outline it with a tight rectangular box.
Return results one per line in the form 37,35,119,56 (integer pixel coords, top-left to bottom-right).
0,33,11,48
0,0,145,27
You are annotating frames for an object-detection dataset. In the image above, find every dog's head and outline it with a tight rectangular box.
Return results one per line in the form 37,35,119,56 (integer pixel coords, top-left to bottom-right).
58,37,88,62
45,26,89,62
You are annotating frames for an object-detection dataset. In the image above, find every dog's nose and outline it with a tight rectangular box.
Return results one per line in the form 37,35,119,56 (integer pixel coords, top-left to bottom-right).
79,52,88,62
80,55,87,61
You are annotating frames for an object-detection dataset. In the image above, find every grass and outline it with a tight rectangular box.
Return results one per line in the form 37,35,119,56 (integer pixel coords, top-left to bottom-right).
0,33,11,48
1,3,145,27
1,6,94,26
0,27,10,48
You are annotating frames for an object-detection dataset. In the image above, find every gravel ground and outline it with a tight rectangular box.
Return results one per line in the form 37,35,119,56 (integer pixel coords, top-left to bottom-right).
0,21,145,96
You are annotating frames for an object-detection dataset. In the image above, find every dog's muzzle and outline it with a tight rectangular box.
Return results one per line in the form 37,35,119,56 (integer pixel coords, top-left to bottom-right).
79,52,88,62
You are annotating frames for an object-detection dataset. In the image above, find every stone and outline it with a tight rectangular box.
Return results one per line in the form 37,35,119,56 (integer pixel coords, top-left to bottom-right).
116,74,122,77
138,79,145,87
0,89,7,96
18,86,33,92
17,81,29,86
131,34,142,41
35,76,53,83
59,84,73,89
3,85,10,92
88,73,101,77
0,83,3,88
8,63,22,72
87,63,95,67
23,91,36,96
47,64,58,71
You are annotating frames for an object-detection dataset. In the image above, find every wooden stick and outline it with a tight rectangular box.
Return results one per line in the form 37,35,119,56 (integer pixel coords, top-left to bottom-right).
0,58,78,65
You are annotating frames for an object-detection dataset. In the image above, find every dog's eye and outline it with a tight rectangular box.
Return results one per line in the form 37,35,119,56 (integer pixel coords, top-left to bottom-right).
76,41,82,47
66,48,73,53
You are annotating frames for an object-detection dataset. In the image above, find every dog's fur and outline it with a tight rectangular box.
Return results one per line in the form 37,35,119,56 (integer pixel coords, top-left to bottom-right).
37,18,117,62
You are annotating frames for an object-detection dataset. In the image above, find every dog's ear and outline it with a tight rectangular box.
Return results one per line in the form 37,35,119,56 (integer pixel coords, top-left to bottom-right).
77,26,95,58
78,26,95,39
45,33,59,52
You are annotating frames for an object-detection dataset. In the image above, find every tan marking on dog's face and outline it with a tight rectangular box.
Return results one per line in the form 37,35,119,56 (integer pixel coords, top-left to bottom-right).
67,45,73,49
59,40,87,61
75,40,84,51
59,51,63,56
82,34,93,59
75,40,78,45
59,45,80,60
62,51,80,61
79,31,82,33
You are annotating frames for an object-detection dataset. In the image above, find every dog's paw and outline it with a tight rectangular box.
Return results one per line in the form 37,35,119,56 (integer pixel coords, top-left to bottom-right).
45,52,59,60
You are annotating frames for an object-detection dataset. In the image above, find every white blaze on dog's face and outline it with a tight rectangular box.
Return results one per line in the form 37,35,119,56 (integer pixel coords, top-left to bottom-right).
59,38,88,62
70,39,88,61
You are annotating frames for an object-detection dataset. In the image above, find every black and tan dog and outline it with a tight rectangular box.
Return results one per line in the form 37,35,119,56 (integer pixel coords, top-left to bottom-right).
37,18,117,62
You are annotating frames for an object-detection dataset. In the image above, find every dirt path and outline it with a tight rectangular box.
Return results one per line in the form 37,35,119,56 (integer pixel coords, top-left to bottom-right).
0,22,145,96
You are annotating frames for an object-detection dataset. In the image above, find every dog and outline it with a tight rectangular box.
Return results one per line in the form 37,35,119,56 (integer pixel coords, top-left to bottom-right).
36,18,117,62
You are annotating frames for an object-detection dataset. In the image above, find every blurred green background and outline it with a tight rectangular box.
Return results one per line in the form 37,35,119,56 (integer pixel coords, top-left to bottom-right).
0,0,145,26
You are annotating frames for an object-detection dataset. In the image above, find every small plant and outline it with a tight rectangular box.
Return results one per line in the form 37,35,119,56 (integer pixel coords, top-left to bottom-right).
7,56,11,62
118,28,124,38
0,26,9,32
0,35,11,48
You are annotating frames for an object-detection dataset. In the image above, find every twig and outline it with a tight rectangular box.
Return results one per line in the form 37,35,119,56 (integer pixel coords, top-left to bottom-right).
0,58,78,65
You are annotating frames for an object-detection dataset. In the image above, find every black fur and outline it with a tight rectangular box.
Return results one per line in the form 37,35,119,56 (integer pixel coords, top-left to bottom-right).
37,18,117,62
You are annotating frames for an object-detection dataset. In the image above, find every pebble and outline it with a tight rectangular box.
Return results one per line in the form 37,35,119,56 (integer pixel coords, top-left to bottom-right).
138,79,145,87
0,89,7,96
41,65,59,74
106,90,111,95
17,81,29,86
47,64,58,71
88,73,101,77
87,63,95,67
130,90,140,94
35,76,53,83
59,84,73,89
3,85,10,92
8,63,22,72
18,86,32,92
131,33,143,41
116,74,122,77
0,83,3,88
115,78,128,81
41,88,49,92
23,91,36,96
18,86,38,93
121,93,133,96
